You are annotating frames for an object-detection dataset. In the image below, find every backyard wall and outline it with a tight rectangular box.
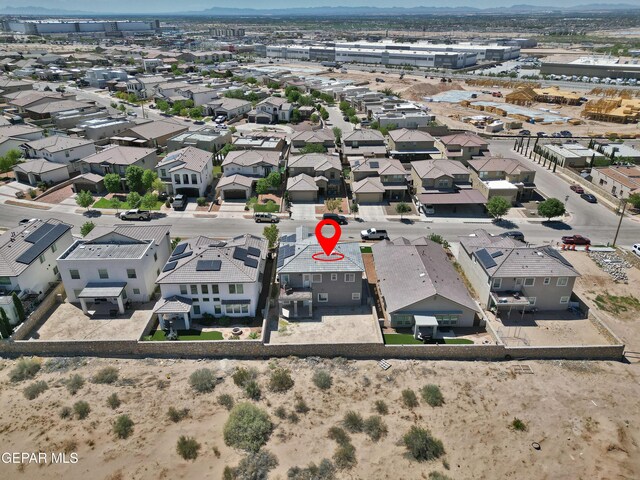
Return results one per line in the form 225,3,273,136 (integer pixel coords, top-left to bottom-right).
11,283,66,341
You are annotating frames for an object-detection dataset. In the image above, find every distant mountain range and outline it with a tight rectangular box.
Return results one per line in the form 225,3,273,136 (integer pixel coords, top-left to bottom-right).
1,3,639,17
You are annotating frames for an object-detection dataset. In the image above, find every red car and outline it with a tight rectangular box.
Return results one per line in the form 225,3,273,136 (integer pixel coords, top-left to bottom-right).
570,184,584,194
562,235,591,245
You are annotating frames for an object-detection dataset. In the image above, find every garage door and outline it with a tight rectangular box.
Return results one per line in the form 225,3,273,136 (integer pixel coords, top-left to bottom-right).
176,187,200,198
223,189,248,200
15,171,29,183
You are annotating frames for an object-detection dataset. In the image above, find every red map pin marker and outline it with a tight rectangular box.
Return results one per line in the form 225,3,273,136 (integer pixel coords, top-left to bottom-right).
315,219,341,256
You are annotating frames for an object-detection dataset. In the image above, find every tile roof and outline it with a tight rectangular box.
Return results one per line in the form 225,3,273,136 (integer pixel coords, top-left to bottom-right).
14,159,67,174
372,237,479,314
0,124,44,138
343,129,385,143
157,146,212,173
411,159,469,179
467,157,533,175
25,135,94,153
80,145,156,166
388,128,435,142
222,149,280,168
83,225,171,247
26,99,91,114
439,132,488,147
123,120,187,141
288,153,341,172
594,166,640,191
287,173,319,192
291,129,334,143
217,174,255,189
353,176,385,193
277,240,364,274
350,157,406,176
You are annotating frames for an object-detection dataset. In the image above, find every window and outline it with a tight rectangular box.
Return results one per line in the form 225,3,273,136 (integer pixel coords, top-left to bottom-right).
557,277,568,287
183,173,189,184
312,274,322,283
352,292,361,300
211,285,219,294
560,296,570,304
201,285,208,294
214,305,222,315
524,278,535,287
127,269,137,279
51,242,57,253
492,278,502,289
331,273,338,281
528,297,536,306
132,288,140,295
180,285,188,295
515,278,523,286
226,304,249,314
191,174,198,184
39,254,45,264
190,285,198,295
280,274,289,285
202,298,209,303
154,252,157,261
98,269,109,279
229,284,244,294
70,269,80,280
317,293,328,302
436,314,459,326
160,168,166,177
53,266,59,275
174,174,181,184
543,277,551,286
344,273,355,282
193,305,201,315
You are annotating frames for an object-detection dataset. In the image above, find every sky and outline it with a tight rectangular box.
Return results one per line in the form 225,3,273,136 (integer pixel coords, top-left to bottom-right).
0,0,633,13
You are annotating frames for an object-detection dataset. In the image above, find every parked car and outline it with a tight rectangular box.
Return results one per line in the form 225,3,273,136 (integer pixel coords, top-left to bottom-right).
158,192,168,201
118,209,151,221
570,184,585,194
322,213,348,225
562,234,591,245
519,129,531,136
632,244,640,257
172,194,187,210
499,231,525,242
254,212,279,223
560,130,573,137
19,218,36,225
360,228,389,240
423,204,435,215
581,193,597,203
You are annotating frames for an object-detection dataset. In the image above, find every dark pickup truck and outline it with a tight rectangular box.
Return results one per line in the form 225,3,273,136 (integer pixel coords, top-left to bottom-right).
562,234,591,245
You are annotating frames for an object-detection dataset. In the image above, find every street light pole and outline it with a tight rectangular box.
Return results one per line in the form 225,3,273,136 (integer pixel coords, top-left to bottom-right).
612,198,627,247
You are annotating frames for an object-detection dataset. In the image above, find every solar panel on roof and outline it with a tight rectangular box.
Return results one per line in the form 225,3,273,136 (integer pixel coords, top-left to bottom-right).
16,224,69,265
244,257,259,269
196,260,222,271
476,248,497,269
491,250,503,258
24,223,54,244
247,246,261,257
169,250,193,261
172,243,187,256
233,247,247,261
284,245,295,258
277,256,285,268
163,260,178,272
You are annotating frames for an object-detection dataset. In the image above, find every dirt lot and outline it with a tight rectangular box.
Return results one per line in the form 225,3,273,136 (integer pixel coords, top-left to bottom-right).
0,356,638,480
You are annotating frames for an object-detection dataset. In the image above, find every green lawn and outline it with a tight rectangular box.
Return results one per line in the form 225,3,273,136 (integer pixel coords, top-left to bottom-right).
252,201,280,213
213,165,222,175
383,334,474,345
144,329,224,341
93,198,164,210
360,246,372,254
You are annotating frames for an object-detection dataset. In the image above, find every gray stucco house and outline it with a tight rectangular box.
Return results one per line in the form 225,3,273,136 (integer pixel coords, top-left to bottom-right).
276,227,364,319
458,229,580,312
372,237,481,334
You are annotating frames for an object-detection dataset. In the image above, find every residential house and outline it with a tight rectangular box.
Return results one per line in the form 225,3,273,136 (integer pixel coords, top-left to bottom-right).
0,219,73,324
290,129,335,153
0,78,32,96
287,153,342,199
73,117,135,142
437,132,489,163
25,99,98,120
374,110,435,129
22,136,96,173
156,146,213,197
593,141,640,164
167,129,232,153
57,225,172,314
174,85,219,106
6,91,69,114
84,68,128,89
411,159,486,214
206,97,252,120
79,145,158,190
539,142,606,169
248,96,294,124
342,129,386,159
286,174,325,202
590,165,640,199
216,174,255,200
126,75,167,99
276,231,364,319
13,159,70,186
468,157,537,204
372,237,481,332
111,120,188,148
350,157,408,203
388,128,440,162
154,234,268,329
458,229,580,311
0,124,44,156
233,133,288,153
222,149,280,178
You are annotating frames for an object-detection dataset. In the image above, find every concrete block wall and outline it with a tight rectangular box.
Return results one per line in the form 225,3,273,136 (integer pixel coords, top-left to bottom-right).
11,283,66,341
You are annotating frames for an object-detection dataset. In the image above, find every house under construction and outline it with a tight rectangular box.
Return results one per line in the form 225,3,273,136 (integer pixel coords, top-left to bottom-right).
505,86,582,106
582,97,640,124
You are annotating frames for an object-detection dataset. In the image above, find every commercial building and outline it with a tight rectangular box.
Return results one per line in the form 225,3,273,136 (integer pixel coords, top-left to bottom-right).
3,19,160,37
541,56,640,81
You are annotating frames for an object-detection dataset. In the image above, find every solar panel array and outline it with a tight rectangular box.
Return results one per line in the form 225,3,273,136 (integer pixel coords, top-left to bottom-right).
16,223,69,265
196,260,222,271
475,248,497,269
172,243,187,256
247,246,261,257
163,260,178,272
276,244,296,268
490,250,504,258
244,257,258,268
169,250,193,262
233,247,261,269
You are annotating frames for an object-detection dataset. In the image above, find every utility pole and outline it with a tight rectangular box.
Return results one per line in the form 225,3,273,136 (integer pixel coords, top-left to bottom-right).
612,199,627,247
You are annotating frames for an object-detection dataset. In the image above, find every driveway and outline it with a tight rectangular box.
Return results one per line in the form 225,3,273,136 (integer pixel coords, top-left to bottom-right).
218,200,247,219
358,204,387,222
0,181,31,199
290,202,317,221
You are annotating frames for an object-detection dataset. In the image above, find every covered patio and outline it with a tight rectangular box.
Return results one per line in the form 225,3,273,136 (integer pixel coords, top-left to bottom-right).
279,286,313,319
154,295,193,330
413,314,439,341
77,282,127,316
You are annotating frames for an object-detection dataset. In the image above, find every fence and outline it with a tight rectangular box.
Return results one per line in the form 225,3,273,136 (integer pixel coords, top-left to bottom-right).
11,283,66,341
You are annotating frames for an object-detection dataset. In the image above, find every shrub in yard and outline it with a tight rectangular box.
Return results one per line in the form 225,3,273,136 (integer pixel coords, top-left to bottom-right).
113,414,134,439
244,380,262,400
269,367,294,392
374,399,388,415
196,197,206,207
232,366,257,387
421,385,444,407
312,370,332,390
327,426,351,446
10,357,41,382
511,418,528,431
234,450,278,479
342,411,364,433
287,412,300,424
218,394,235,411
176,435,200,460
24,380,48,400
274,406,287,419
294,395,309,414
189,368,217,393
223,403,273,452
106,393,121,409
92,366,119,384
167,406,190,422
73,400,91,419
60,406,72,419
66,374,85,395
401,389,419,409
363,416,387,442
429,473,454,480
403,426,445,462
287,459,336,480
333,442,357,470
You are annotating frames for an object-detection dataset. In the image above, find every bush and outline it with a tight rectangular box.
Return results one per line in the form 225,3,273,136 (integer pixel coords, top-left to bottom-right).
24,380,48,400
287,459,336,480
234,450,278,479
167,406,190,422
429,473,454,480
312,370,332,390
80,221,95,237
10,357,41,382
73,400,91,419
66,374,85,395
288,411,300,424
113,414,134,439
223,403,273,452
327,426,350,446
176,435,201,460
511,417,528,431
60,406,72,419
401,389,419,409
274,406,287,419
92,366,119,384
294,395,309,414
421,385,444,407
269,367,294,393
363,416,387,442
218,394,235,411
374,400,388,415
403,426,445,462
342,411,364,433
107,392,121,409
233,367,258,387
333,442,357,470
189,368,217,393
245,380,262,400
196,197,206,206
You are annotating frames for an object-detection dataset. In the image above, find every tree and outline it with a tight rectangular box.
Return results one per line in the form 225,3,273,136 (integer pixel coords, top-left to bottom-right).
395,202,411,219
152,177,165,194
141,169,157,192
75,190,94,211
310,113,319,124
326,198,342,213
299,143,327,154
628,192,640,210
537,198,566,221
403,426,445,462
127,191,141,209
103,173,121,194
263,224,279,250
255,178,270,195
140,192,158,209
486,196,511,220
267,171,281,188
332,127,342,145
125,165,144,193
220,143,236,158
110,197,122,213
0,308,11,338
80,221,95,237
12,292,25,324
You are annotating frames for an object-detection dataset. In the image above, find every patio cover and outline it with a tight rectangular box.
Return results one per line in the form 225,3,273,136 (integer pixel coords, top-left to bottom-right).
414,315,439,327
78,282,126,298
418,189,487,205
154,295,193,314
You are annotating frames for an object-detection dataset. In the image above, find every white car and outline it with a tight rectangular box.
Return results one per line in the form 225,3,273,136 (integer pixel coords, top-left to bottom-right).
633,244,640,257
